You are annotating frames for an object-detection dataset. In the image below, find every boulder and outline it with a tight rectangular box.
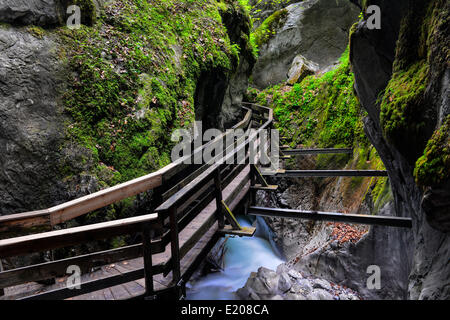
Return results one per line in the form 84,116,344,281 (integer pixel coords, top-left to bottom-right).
287,54,319,85
278,272,292,293
0,0,63,26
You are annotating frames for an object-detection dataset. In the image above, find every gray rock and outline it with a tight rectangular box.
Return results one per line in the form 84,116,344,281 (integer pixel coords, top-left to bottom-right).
251,0,359,88
350,0,450,299
306,288,334,300
339,293,359,300
249,0,298,29
312,279,332,291
287,269,303,280
0,0,63,26
236,286,261,300
290,278,313,294
284,292,307,300
0,27,67,215
287,54,319,85
278,272,292,293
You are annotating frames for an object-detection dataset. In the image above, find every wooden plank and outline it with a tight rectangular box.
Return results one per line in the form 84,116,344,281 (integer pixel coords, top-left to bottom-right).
21,267,145,300
0,244,143,289
0,214,159,258
248,207,412,228
218,226,256,237
0,174,162,230
221,201,241,230
283,148,353,155
270,170,388,177
250,184,278,191
0,210,51,236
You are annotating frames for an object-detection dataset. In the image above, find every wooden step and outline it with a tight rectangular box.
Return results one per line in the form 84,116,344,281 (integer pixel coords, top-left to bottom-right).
250,184,278,191
217,226,256,237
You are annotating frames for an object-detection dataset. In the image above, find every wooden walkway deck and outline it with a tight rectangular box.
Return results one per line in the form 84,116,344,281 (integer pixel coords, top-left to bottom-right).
2,167,250,300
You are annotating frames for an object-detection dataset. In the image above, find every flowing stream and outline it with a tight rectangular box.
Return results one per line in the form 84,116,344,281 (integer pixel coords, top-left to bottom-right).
186,216,284,300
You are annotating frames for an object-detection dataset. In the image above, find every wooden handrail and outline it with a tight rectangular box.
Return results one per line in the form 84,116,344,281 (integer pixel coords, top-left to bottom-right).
0,106,263,232
0,213,160,258
0,103,272,300
156,107,272,213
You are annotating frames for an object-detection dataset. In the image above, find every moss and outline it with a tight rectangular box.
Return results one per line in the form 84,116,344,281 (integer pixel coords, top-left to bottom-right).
250,48,367,149
414,116,450,187
379,61,430,156
251,8,288,47
26,25,46,39
56,0,251,190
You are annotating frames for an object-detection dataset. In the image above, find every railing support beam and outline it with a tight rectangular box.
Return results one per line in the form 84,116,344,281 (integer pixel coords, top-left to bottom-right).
142,223,154,298
169,207,181,290
214,168,225,229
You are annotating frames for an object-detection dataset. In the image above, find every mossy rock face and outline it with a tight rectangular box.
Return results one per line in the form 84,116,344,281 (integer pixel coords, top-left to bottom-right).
379,61,432,159
58,0,252,187
414,116,450,187
251,8,288,47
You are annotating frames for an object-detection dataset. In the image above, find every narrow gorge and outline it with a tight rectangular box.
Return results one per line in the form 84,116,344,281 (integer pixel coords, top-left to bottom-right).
0,0,448,302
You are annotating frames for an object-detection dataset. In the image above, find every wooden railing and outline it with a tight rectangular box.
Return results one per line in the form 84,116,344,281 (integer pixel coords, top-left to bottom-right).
0,103,274,300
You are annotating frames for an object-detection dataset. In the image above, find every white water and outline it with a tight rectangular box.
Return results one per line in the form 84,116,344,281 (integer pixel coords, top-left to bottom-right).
186,216,284,300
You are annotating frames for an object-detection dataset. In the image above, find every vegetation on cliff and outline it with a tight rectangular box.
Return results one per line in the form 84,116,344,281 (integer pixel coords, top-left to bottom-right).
378,0,448,168
58,0,253,188
414,116,450,187
246,49,389,212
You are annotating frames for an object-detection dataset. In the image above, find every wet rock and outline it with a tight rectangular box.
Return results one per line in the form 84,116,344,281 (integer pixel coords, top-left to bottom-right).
291,279,313,295
278,272,292,293
236,286,261,300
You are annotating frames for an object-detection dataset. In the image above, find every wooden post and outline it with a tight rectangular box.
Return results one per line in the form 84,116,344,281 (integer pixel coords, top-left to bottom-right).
249,165,256,208
0,259,4,296
169,207,181,289
214,168,225,229
142,223,154,298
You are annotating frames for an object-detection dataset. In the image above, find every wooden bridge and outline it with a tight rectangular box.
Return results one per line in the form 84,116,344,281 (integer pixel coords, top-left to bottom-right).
0,103,412,300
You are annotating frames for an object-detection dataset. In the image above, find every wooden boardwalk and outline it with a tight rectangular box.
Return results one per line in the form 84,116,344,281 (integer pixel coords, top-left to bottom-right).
1,167,250,300
0,103,411,300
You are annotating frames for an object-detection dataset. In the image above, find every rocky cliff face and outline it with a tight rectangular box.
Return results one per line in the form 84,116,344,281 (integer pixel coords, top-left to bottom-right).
350,0,449,299
250,0,359,88
241,0,448,300
0,0,254,221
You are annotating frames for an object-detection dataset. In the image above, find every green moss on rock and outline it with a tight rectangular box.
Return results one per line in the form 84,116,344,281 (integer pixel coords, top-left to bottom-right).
58,0,251,186
379,61,430,155
414,116,450,187
251,8,288,47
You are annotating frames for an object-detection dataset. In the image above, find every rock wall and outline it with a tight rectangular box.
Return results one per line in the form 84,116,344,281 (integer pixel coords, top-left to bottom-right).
0,0,254,220
251,0,359,88
350,0,450,299
256,152,413,299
